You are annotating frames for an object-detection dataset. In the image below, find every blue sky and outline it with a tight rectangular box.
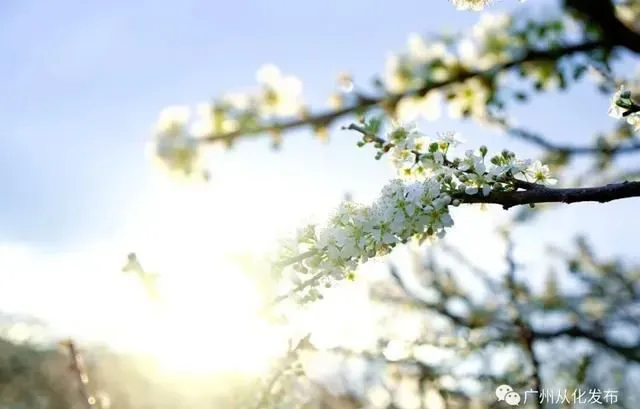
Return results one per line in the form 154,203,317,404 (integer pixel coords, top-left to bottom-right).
1,0,639,357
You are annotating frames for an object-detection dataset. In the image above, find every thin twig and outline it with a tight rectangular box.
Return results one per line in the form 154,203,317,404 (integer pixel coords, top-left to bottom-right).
502,237,543,409
60,339,96,409
490,117,640,156
274,250,317,270
269,271,327,307
253,334,310,409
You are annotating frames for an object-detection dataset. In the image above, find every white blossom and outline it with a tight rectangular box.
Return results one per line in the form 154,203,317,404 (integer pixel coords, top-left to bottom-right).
407,35,451,63
608,85,640,130
608,86,631,119
450,0,493,11
150,106,204,178
450,0,524,11
385,54,417,94
525,160,557,185
256,64,304,117
192,102,240,137
472,13,512,40
460,13,517,70
447,78,490,119
396,92,443,122
438,131,465,148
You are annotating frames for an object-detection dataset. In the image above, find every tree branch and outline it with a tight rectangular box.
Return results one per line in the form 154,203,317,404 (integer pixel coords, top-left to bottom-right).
59,339,97,409
203,41,605,145
459,181,640,210
387,264,476,329
502,238,544,409
491,118,640,157
532,326,640,363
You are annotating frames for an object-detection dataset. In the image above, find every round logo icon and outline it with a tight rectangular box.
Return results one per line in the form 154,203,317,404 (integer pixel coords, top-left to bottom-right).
496,385,513,401
495,385,521,406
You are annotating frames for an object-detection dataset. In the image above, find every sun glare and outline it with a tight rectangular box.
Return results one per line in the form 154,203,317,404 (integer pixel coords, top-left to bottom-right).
113,175,307,376
144,267,285,375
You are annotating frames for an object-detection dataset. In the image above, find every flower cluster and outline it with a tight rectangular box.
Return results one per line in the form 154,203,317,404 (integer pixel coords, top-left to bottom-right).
384,13,528,122
256,64,304,118
608,86,640,131
449,0,526,11
149,65,305,178
149,105,206,179
384,36,449,122
450,0,494,11
459,13,518,70
272,121,556,303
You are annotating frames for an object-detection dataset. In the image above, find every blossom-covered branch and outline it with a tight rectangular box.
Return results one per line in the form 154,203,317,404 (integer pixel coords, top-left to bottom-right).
268,122,557,301
149,32,608,181
147,0,640,182
266,120,640,304
202,41,603,145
